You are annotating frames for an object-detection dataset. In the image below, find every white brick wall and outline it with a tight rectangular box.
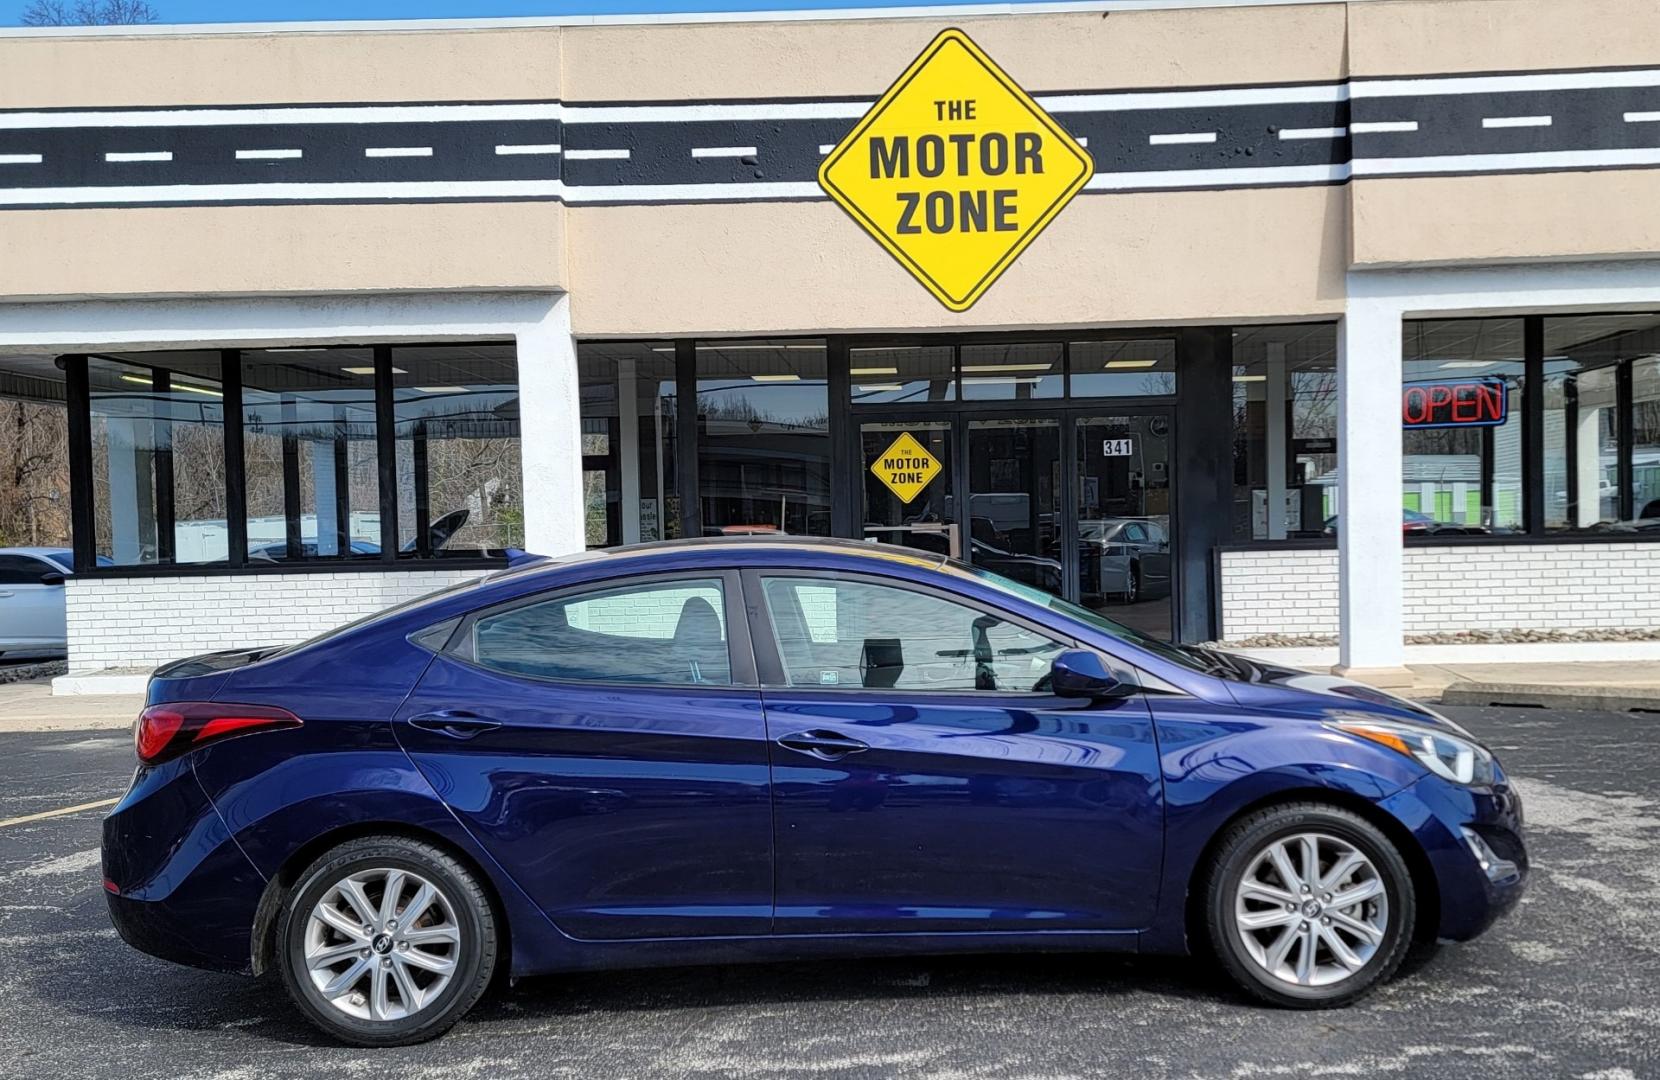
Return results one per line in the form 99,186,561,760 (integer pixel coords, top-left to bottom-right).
1219,542,1660,640
64,569,491,673
1218,549,1341,638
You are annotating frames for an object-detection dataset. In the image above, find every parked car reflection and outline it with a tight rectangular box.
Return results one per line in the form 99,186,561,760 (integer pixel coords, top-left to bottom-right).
1322,509,1490,537
1076,518,1171,605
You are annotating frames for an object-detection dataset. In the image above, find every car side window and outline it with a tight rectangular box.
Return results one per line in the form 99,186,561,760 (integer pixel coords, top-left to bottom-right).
0,555,50,585
472,577,732,686
759,575,1065,692
1124,523,1147,543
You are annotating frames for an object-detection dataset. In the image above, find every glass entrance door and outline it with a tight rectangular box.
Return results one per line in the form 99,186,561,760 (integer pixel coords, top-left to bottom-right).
1074,413,1175,638
857,410,1177,637
965,417,1062,596
860,419,957,558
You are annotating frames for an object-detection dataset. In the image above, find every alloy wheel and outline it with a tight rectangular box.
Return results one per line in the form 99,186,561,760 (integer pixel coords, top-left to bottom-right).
1232,832,1389,988
302,867,462,1022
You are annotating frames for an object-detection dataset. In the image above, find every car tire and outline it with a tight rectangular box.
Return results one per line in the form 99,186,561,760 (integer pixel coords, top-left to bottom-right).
1124,563,1140,604
1202,802,1415,1009
275,836,498,1046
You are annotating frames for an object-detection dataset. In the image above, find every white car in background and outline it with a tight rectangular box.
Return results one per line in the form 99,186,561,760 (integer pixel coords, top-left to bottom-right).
0,547,75,658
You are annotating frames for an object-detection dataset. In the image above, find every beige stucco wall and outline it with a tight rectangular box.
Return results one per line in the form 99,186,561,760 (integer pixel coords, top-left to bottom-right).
0,203,567,299
561,5,1348,101
0,26,562,107
1351,171,1660,269
1347,0,1660,77
567,185,1349,336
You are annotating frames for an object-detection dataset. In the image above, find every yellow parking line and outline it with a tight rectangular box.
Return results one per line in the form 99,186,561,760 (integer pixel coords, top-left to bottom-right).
0,797,119,829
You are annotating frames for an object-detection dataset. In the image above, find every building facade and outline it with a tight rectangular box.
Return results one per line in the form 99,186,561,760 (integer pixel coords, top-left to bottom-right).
2,0,1659,690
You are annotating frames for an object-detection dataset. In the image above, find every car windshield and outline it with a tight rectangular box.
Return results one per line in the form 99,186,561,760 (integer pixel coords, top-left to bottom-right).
958,563,1223,675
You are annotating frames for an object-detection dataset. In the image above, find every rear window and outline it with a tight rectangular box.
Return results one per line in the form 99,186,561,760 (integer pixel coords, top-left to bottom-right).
471,577,733,686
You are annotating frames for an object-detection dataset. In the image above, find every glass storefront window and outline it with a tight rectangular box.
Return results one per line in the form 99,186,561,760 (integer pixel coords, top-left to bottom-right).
390,346,523,558
960,342,1063,400
89,352,228,566
1069,339,1177,398
1637,356,1660,520
1403,319,1526,535
1544,315,1660,529
576,343,678,548
1231,325,1337,540
849,346,955,405
241,348,380,563
696,339,831,536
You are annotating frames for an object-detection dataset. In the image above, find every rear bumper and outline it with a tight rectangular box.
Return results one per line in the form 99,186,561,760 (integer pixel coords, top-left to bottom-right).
1378,771,1528,942
101,759,266,974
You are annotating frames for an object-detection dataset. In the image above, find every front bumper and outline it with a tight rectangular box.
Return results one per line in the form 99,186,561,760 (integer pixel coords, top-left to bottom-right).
101,758,267,974
1378,769,1528,942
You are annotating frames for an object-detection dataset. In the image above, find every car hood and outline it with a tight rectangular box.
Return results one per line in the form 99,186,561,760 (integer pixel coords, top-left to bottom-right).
1190,646,1454,727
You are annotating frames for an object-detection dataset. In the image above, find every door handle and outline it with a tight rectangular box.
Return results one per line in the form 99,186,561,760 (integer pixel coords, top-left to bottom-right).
776,729,870,761
407,711,502,739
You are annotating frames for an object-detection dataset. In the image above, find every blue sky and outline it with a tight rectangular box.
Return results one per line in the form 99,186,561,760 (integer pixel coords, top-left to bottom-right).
11,0,1057,25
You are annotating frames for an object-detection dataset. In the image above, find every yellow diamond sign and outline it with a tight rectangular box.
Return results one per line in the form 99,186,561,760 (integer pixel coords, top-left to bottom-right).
818,28,1094,313
870,431,942,504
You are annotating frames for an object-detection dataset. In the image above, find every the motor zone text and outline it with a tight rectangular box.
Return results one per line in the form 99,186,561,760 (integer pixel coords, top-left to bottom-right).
1401,378,1508,428
870,101,1046,235
879,453,937,486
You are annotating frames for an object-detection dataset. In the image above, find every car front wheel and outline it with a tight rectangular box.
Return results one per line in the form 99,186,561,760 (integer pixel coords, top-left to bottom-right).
1203,803,1415,1008
275,836,498,1046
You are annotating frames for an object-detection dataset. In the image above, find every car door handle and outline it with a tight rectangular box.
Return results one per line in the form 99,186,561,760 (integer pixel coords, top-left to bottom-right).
776,729,870,761
0,591,13,598
407,711,502,739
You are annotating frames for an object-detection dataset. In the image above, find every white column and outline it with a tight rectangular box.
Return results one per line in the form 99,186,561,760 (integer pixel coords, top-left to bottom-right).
617,356,642,544
1265,342,1289,540
516,293,586,556
1336,304,1409,682
106,417,143,564
1576,407,1603,527
311,433,339,556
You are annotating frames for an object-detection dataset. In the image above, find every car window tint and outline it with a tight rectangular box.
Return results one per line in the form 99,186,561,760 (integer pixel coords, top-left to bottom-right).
473,577,732,686
0,555,49,585
760,576,1064,691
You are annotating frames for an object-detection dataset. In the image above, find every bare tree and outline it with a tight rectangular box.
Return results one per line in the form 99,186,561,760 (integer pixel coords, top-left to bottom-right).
21,0,158,26
0,400,70,547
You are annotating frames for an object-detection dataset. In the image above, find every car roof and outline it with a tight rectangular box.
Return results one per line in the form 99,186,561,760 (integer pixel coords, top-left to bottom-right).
487,536,948,587
0,546,71,558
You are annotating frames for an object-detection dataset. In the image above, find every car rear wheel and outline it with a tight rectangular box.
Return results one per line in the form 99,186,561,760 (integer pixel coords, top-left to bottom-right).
1203,803,1415,1008
275,836,498,1046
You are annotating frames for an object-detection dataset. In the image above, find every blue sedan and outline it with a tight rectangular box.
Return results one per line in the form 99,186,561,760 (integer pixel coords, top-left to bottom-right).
102,538,1526,1045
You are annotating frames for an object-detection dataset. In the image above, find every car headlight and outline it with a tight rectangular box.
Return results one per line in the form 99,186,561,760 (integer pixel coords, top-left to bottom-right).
1327,717,1496,786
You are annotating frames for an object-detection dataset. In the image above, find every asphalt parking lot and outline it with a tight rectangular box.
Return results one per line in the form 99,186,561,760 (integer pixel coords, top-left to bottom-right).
1,705,1656,1080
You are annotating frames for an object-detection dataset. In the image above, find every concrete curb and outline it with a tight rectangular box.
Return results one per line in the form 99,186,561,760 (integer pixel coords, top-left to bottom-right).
1440,681,1660,714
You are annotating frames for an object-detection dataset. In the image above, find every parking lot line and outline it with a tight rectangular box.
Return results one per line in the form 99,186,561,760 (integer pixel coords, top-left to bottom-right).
0,797,118,829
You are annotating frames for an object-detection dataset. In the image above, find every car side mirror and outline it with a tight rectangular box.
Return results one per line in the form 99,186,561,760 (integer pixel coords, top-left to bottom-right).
39,571,66,586
1050,649,1125,699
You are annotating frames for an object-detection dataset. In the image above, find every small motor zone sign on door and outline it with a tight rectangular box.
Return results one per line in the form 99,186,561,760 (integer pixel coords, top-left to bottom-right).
818,29,1094,312
872,431,942,504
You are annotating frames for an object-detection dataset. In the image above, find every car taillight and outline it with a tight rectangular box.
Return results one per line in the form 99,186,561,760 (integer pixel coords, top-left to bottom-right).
133,702,302,765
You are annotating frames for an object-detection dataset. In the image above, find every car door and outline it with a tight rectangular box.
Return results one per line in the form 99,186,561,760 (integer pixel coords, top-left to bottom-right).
745,569,1164,935
0,554,66,652
394,570,775,940
1122,522,1171,595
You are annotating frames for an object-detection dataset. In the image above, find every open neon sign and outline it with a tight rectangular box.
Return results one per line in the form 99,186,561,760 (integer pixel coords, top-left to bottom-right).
1401,378,1508,429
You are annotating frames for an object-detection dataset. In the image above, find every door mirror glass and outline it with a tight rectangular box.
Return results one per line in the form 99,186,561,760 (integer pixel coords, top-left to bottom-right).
1050,649,1123,699
39,572,66,586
